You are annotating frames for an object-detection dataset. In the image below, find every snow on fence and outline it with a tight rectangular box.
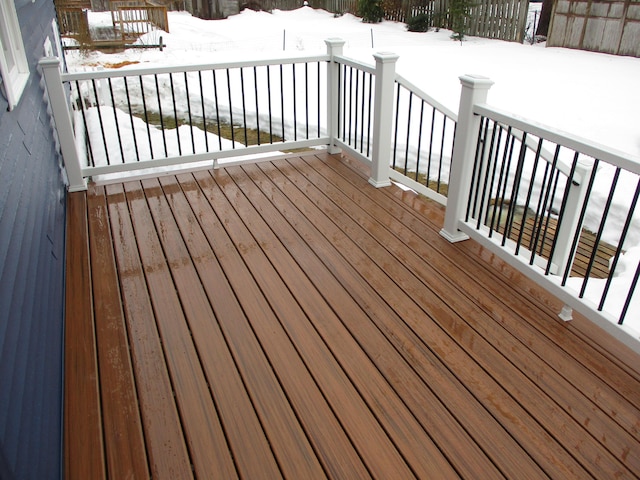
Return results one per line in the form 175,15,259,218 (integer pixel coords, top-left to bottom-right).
39,39,640,349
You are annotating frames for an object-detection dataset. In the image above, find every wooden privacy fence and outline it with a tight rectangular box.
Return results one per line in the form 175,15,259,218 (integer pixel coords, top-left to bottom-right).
547,0,640,57
258,0,529,42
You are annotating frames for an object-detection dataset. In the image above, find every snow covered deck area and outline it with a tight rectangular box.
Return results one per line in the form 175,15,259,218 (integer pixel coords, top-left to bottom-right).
64,151,640,480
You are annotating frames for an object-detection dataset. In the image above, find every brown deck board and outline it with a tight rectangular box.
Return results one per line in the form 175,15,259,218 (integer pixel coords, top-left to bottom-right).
265,156,591,478
64,192,106,480
105,183,194,480
87,188,149,479
65,152,640,479
314,154,640,477
211,167,456,478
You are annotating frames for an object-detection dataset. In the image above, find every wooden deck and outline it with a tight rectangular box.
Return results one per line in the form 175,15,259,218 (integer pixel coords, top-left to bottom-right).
64,151,640,480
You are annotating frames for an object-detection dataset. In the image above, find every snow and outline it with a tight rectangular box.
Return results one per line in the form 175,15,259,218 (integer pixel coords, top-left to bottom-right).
64,7,640,334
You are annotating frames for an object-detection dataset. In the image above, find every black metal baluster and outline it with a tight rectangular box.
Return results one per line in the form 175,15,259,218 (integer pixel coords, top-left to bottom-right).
415,100,425,183
123,76,140,162
481,122,503,226
366,73,373,156
359,70,366,152
502,131,528,245
560,157,599,284
539,167,561,256
546,153,579,275
392,84,401,169
341,64,346,141
107,78,126,164
226,69,235,148
514,137,543,256
267,65,273,144
76,80,95,167
466,118,488,223
292,63,298,142
254,66,260,146
472,117,491,227
198,71,209,152
426,107,435,186
240,68,248,147
437,113,448,194
403,91,413,176
600,177,640,313
580,166,621,296
533,145,561,258
212,69,222,150
317,61,321,138
279,64,285,142
138,76,153,159
489,126,512,237
91,79,110,165
169,73,181,156
347,66,353,145
495,132,516,239
353,67,359,150
620,264,640,324
184,72,196,154
154,74,167,157
304,62,309,140
528,147,555,262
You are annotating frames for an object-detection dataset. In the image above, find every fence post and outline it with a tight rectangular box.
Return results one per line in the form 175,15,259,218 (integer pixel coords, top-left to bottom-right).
369,51,399,188
440,74,493,242
325,38,345,155
39,57,87,192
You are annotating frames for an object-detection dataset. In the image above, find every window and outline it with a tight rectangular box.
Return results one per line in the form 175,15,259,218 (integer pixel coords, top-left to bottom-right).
0,0,29,110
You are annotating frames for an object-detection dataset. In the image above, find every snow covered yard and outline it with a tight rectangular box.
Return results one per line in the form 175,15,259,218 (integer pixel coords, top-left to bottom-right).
63,7,640,334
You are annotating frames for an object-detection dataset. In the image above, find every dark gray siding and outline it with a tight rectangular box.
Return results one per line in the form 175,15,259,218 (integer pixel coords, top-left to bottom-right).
0,0,67,478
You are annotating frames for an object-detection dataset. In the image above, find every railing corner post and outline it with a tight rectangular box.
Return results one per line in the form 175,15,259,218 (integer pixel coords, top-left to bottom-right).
39,56,87,192
440,74,494,242
369,51,399,188
325,38,345,155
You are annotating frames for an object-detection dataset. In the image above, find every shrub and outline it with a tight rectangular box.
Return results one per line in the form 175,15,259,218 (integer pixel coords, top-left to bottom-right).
406,13,431,32
358,0,384,23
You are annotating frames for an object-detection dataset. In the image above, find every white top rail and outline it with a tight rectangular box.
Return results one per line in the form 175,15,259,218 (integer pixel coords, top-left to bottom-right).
61,54,332,82
395,74,458,121
333,55,376,76
475,103,640,175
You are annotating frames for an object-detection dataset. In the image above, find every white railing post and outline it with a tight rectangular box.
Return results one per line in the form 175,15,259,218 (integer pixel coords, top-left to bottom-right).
325,38,345,155
39,57,87,192
549,159,594,275
369,52,398,188
440,75,494,242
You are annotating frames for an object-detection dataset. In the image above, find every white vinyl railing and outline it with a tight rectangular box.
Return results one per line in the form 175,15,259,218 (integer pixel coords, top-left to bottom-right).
40,40,640,351
442,75,640,351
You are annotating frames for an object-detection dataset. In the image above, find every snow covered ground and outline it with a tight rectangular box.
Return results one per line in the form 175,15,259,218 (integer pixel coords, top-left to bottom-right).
65,7,640,333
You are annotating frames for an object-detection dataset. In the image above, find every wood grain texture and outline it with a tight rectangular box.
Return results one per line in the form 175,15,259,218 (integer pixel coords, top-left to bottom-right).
65,153,640,479
64,192,106,480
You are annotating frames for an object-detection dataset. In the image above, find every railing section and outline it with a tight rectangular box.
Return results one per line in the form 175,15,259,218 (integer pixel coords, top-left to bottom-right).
443,75,640,348
41,41,640,347
42,55,330,182
331,51,457,202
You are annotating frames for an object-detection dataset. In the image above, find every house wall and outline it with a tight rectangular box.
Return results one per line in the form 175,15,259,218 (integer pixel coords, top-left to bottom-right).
0,0,67,478
547,0,640,57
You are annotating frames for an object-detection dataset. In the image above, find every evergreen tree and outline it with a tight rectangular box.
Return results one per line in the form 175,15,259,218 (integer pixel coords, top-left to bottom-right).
449,0,473,42
358,0,384,23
